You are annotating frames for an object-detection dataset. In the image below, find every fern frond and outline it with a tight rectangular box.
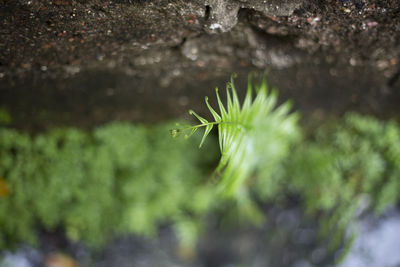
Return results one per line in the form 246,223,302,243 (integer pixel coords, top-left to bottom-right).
172,75,300,197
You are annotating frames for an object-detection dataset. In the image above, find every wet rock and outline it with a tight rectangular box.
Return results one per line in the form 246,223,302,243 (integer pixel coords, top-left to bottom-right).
239,0,304,16
204,0,304,33
1,0,400,130
204,0,241,33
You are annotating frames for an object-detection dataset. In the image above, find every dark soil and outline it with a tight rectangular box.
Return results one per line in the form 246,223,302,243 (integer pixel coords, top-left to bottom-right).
1,0,400,130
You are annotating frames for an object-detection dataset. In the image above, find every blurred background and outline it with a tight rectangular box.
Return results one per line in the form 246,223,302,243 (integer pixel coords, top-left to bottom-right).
1,0,400,266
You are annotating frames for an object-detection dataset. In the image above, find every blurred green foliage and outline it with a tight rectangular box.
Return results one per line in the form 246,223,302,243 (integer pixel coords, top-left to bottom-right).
0,122,218,249
285,113,400,255
0,78,400,261
288,113,400,215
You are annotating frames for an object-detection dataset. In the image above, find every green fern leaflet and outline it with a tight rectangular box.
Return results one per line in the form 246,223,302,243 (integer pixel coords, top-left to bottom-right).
172,75,300,197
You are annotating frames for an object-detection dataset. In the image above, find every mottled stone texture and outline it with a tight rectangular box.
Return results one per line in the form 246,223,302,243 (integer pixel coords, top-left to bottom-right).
0,0,399,129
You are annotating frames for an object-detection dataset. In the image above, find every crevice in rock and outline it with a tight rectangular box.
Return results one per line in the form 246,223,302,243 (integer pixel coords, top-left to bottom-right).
237,7,251,21
239,8,298,44
205,5,211,21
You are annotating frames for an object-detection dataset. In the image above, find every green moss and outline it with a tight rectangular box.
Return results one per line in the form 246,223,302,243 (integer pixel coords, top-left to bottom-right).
0,121,218,249
290,113,400,215
285,113,400,254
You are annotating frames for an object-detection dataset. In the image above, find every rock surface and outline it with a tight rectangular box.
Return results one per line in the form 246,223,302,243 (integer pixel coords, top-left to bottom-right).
1,0,400,129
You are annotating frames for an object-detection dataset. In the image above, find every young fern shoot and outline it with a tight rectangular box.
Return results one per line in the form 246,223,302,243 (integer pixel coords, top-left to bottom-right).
171,75,300,197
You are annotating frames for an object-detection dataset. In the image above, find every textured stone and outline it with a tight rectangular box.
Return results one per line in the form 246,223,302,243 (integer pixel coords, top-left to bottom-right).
1,0,400,129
